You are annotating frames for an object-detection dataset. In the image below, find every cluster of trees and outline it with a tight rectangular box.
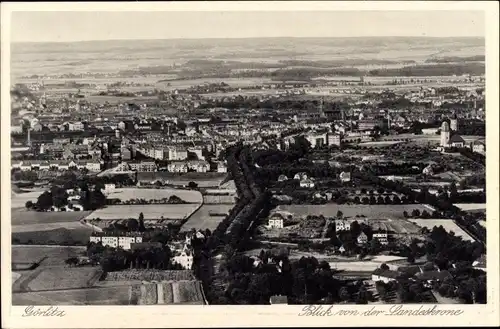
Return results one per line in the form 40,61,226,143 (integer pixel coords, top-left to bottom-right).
208,252,374,305
368,63,485,77
107,195,188,206
86,241,183,273
362,162,426,176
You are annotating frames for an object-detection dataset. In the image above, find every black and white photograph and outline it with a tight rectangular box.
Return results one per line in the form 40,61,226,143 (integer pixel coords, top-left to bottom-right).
1,2,499,327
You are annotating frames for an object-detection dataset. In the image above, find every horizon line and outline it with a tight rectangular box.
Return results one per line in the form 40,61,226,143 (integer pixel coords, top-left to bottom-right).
12,35,486,44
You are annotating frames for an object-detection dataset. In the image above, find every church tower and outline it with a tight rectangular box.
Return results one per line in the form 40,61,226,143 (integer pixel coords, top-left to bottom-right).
440,121,450,147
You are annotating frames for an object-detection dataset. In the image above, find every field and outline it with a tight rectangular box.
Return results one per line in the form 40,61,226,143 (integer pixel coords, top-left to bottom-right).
13,286,133,305
274,204,432,220
11,209,92,225
12,227,93,245
181,204,234,232
84,204,200,220
408,219,475,241
358,141,403,147
454,203,486,212
15,267,102,292
105,187,202,203
11,191,45,209
12,245,86,266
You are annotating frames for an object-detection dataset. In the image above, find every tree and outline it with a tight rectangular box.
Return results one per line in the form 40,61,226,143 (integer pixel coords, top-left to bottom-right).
36,191,53,211
127,218,139,232
380,263,389,270
339,286,350,302
25,201,34,210
336,210,343,219
188,181,198,189
403,210,409,218
138,212,146,232
411,209,421,217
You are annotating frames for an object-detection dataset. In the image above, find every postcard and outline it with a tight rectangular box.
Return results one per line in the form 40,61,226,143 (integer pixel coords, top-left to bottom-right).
1,1,499,328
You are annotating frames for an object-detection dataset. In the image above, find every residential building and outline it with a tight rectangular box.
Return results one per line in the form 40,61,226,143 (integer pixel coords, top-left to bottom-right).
172,248,194,270
217,161,228,173
267,218,284,229
373,232,389,245
357,232,368,244
299,178,315,188
327,132,341,147
339,171,351,183
335,220,349,232
89,232,143,250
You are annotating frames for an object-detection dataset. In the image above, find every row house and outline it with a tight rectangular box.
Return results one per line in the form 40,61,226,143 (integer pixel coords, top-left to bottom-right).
167,160,210,173
127,160,157,172
12,160,92,171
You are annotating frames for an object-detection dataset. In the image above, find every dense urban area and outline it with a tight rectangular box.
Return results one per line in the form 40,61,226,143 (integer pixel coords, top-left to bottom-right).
11,37,487,306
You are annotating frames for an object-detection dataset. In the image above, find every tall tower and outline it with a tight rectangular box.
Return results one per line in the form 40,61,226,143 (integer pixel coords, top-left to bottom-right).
319,98,325,118
450,113,458,131
27,127,31,147
440,121,450,147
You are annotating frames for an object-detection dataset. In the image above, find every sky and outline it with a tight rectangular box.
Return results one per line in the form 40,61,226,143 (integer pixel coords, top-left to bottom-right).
10,10,485,43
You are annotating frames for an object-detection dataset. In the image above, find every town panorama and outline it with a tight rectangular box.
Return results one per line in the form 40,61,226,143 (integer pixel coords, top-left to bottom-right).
11,36,486,305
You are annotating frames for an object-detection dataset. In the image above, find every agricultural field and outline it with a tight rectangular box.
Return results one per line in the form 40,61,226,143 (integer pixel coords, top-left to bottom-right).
15,267,102,292
12,227,93,246
84,204,200,220
12,245,86,267
273,204,432,220
408,218,475,242
181,204,233,232
11,190,45,209
12,286,133,305
105,187,203,203
11,209,92,225
454,203,486,212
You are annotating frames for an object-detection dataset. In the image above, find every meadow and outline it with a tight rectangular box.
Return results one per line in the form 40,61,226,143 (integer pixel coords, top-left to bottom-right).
408,218,474,241
12,245,86,266
105,187,203,203
181,204,234,232
84,204,200,220
21,267,102,292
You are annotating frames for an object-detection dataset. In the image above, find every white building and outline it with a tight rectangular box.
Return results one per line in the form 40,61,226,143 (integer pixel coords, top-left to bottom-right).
267,218,284,229
327,133,341,147
172,246,194,270
373,233,389,245
335,220,350,232
299,178,315,188
103,183,116,194
90,233,143,250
